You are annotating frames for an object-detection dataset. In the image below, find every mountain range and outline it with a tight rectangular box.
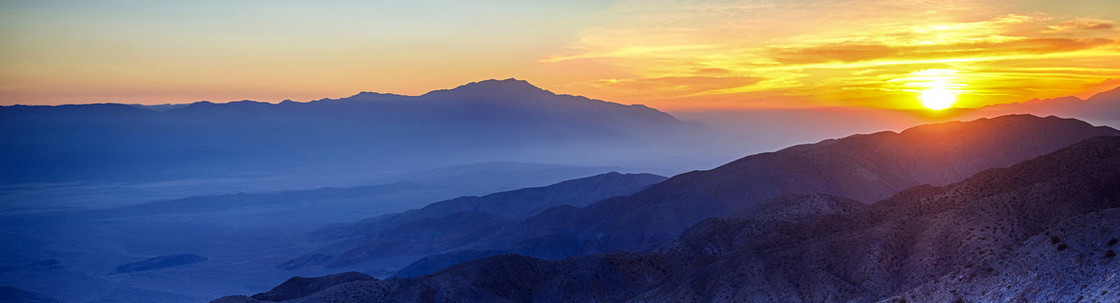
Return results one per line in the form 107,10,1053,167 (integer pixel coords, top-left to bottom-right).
301,115,1117,279
669,85,1120,160
969,85,1120,127
213,126,1120,303
6,79,1120,302
282,172,666,273
515,114,1118,254
0,79,706,184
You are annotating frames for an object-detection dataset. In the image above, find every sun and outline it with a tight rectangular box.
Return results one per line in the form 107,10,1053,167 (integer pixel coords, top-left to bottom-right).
920,86,956,110
906,69,961,110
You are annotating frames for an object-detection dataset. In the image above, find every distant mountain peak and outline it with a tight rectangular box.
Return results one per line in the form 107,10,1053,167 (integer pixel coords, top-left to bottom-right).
182,100,273,107
422,78,555,100
347,91,399,98
1088,85,1120,101
456,78,544,91
175,100,274,113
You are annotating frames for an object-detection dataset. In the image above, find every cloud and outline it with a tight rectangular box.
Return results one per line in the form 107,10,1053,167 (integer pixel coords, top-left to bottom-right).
540,1,1120,109
588,76,763,99
763,37,1115,66
765,43,899,64
1045,18,1115,33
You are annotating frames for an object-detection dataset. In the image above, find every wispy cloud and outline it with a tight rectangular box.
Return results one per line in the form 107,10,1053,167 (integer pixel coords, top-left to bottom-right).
1044,18,1115,33
541,1,1120,109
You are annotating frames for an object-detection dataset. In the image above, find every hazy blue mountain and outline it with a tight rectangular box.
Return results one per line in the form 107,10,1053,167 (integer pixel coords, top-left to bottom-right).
395,172,666,220
390,249,507,278
969,85,1120,127
0,161,633,303
0,79,703,184
0,286,58,303
282,172,665,272
390,194,863,279
217,135,1120,302
112,254,207,274
315,172,665,239
0,160,622,214
92,182,422,217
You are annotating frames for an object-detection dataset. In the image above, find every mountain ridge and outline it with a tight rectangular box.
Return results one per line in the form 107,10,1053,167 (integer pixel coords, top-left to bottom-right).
214,134,1120,302
293,114,1118,286
460,114,1119,256
0,79,703,184
281,172,667,272
969,85,1120,126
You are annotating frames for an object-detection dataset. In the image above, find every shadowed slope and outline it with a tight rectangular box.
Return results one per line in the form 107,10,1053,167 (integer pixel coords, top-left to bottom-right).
281,172,665,271
635,135,1120,302
299,115,1118,278
250,272,376,302
221,135,1120,303
884,209,1120,302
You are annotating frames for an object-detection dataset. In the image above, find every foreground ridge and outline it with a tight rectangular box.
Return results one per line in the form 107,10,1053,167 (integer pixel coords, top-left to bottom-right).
215,135,1120,302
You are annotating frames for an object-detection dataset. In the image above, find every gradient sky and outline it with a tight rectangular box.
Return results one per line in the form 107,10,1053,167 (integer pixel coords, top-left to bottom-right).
2,0,1118,110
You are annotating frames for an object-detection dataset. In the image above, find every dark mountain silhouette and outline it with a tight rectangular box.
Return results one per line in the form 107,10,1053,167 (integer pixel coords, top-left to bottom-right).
391,249,508,278
314,114,1116,271
665,86,1120,176
247,272,376,302
215,135,1120,302
0,79,701,184
280,172,665,271
468,115,1118,255
389,194,863,279
633,135,1120,302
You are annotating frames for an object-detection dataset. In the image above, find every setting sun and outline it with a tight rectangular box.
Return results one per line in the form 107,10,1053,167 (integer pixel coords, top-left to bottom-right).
920,87,957,110
907,69,962,110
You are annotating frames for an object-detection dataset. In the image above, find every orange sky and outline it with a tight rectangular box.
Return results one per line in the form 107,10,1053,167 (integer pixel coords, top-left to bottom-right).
2,1,1119,110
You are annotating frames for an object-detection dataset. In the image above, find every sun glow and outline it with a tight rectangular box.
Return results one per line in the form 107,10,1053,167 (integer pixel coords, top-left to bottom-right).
908,69,962,110
920,86,957,110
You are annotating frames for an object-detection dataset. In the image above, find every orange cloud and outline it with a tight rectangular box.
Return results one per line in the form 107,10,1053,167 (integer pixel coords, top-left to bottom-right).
541,3,1120,110
1045,18,1115,33
766,44,899,64
592,76,762,99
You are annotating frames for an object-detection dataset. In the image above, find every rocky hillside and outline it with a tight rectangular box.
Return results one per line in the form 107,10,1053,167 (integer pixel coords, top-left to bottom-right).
633,135,1120,302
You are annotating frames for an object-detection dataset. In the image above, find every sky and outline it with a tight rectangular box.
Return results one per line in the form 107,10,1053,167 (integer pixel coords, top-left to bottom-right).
1,0,1119,110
